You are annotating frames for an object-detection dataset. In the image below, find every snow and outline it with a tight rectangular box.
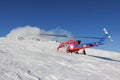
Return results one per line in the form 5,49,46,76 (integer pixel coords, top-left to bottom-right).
0,38,120,80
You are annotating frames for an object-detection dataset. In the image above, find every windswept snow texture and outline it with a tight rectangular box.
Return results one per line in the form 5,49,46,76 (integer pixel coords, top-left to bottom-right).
0,38,120,80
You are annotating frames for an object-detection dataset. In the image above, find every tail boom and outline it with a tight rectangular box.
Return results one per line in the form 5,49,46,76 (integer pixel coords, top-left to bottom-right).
72,27,113,50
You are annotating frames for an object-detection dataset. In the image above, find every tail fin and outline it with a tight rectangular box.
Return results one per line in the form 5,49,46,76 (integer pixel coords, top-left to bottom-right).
99,28,113,44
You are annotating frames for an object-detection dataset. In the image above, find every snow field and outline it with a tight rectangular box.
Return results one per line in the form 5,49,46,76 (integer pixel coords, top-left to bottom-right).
0,38,120,80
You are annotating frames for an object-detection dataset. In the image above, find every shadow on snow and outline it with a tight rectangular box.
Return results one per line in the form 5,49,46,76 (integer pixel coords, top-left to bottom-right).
88,54,120,62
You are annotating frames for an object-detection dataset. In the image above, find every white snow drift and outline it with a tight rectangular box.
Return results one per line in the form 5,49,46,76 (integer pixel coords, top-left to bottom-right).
6,26,72,41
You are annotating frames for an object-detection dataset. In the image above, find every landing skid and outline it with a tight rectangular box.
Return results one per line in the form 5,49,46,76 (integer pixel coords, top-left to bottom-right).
75,49,86,55
75,52,86,55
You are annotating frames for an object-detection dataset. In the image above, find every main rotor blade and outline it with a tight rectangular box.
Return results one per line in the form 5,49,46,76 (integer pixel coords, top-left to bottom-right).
40,34,69,37
40,34,102,39
73,36,102,39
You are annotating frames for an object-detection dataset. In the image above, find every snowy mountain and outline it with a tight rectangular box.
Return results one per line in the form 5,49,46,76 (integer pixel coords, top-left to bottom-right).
0,37,120,80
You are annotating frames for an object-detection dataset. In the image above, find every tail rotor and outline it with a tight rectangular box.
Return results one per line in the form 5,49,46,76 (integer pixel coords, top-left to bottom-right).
103,28,113,42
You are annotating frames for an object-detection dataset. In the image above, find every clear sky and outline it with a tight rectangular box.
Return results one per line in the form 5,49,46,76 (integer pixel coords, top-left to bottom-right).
0,0,120,52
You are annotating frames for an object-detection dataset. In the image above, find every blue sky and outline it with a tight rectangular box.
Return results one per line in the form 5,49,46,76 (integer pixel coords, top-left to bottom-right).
0,0,120,52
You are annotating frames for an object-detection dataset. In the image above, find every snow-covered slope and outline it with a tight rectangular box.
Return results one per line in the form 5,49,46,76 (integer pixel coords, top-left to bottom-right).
0,38,120,80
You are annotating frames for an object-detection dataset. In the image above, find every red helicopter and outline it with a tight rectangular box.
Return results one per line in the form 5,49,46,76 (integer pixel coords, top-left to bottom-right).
40,28,113,55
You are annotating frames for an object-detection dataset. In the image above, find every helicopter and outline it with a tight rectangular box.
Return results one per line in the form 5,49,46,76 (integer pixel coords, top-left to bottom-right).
40,28,113,55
